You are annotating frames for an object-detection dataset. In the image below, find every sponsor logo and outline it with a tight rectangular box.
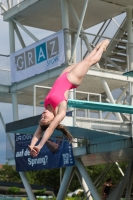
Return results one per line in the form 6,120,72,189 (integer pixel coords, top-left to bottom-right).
15,36,59,71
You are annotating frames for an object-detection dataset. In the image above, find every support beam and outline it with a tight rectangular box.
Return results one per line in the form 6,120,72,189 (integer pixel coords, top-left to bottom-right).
9,18,36,200
14,24,26,48
9,20,15,53
61,0,71,63
75,158,101,200
115,162,124,177
94,163,115,188
0,3,7,11
12,92,19,121
13,19,39,42
102,80,123,121
126,6,133,138
68,0,100,68
19,173,36,200
76,168,93,200
7,0,11,9
125,161,133,200
105,84,129,119
0,113,14,152
102,54,123,71
57,166,75,200
107,161,132,200
70,0,89,62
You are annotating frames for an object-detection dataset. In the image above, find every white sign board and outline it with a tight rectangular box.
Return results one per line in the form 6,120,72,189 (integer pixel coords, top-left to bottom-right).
10,30,65,83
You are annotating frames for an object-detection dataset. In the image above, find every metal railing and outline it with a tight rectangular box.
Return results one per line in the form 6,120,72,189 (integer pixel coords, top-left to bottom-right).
33,85,103,119
0,0,25,14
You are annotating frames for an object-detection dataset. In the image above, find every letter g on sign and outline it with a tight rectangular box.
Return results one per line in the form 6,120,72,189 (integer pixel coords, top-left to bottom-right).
15,53,25,71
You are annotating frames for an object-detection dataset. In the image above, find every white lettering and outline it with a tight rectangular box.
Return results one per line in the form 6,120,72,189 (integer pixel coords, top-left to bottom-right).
17,56,24,69
38,47,45,61
50,41,57,56
28,155,48,167
16,149,24,157
28,52,33,65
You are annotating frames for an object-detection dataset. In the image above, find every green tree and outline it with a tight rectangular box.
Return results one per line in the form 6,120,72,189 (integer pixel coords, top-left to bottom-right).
0,164,20,182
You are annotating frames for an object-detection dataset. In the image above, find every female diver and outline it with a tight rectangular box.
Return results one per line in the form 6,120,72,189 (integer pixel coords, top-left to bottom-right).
29,39,110,157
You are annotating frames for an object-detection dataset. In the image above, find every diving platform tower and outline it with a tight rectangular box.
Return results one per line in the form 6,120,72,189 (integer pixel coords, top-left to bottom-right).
1,0,133,199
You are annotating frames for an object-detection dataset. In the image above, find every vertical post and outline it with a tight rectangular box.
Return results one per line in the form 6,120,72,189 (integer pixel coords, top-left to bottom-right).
126,6,133,138
9,20,36,200
75,158,101,200
102,79,123,121
125,161,133,200
68,0,100,68
33,85,36,116
70,0,89,62
61,0,71,63
57,166,75,200
99,95,102,119
76,168,93,200
9,21,15,54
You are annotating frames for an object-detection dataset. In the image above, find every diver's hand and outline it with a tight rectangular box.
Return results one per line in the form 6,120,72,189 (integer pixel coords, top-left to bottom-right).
31,145,40,157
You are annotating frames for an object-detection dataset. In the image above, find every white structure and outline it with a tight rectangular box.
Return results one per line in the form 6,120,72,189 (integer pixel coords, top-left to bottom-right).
1,0,133,199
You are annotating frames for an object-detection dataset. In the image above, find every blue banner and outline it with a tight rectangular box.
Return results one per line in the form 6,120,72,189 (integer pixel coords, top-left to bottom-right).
15,134,75,172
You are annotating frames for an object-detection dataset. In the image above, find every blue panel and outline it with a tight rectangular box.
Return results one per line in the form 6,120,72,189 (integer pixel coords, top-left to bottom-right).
68,99,133,114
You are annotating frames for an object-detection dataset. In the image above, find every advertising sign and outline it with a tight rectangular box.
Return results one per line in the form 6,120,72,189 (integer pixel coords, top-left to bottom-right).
10,30,65,83
15,133,75,172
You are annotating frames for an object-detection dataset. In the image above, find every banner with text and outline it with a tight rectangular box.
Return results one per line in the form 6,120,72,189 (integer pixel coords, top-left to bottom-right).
15,133,75,172
10,30,65,83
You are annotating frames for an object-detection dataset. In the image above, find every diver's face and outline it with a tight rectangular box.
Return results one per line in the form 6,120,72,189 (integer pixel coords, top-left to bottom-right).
40,110,54,124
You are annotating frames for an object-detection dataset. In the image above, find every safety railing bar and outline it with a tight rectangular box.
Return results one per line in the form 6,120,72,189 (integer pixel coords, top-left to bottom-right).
92,20,107,44
63,28,133,45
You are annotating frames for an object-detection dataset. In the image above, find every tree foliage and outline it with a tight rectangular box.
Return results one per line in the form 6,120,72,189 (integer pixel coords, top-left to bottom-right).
0,161,129,196
7,186,20,195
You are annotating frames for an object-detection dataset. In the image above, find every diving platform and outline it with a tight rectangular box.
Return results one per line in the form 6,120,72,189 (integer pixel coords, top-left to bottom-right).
5,113,132,166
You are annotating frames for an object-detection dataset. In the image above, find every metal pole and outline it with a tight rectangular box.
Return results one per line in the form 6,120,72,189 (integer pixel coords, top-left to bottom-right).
13,19,39,42
33,85,36,116
19,173,36,200
7,0,11,8
12,92,19,121
67,0,100,68
0,3,7,11
61,0,71,63
105,84,129,119
76,168,93,200
75,158,101,200
126,6,133,138
0,113,14,151
125,160,133,200
9,21,15,54
70,0,89,62
114,161,132,200
14,24,26,48
107,161,132,200
102,79,123,121
115,162,124,177
9,19,36,200
57,166,75,200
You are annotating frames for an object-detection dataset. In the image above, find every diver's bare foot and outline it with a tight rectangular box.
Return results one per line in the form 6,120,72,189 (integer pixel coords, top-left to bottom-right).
95,40,104,50
101,39,110,51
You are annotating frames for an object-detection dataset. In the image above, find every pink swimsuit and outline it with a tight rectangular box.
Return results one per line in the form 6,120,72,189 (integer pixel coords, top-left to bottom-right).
44,72,77,109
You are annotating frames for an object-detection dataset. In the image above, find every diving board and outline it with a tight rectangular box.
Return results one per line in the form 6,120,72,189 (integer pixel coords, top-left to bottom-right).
68,99,133,114
123,70,133,77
